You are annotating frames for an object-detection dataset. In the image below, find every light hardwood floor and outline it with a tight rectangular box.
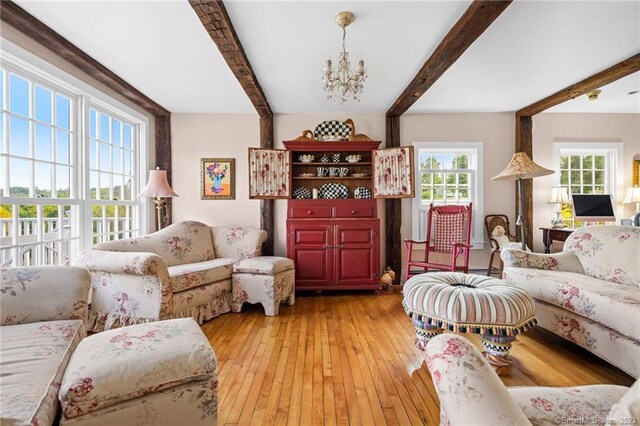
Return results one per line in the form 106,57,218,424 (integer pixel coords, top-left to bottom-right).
201,291,634,426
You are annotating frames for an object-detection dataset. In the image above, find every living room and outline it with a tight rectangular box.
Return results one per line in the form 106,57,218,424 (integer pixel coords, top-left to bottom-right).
1,1,639,425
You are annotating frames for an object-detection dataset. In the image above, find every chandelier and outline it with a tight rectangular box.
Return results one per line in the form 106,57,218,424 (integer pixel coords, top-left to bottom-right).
322,11,366,104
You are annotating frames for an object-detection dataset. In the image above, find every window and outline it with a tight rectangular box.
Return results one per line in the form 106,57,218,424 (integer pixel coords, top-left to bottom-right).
412,142,484,248
1,47,147,267
553,142,623,226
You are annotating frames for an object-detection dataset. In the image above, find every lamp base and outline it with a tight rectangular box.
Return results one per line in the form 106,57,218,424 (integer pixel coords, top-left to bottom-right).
551,212,564,228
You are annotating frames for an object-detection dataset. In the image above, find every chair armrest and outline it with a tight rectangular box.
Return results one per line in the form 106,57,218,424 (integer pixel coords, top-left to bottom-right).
452,242,472,248
75,249,168,276
403,239,427,244
425,335,532,426
1,266,90,325
500,249,584,273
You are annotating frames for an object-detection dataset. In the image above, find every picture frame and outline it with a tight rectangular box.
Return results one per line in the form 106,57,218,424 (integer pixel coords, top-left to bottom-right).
200,158,235,200
634,159,639,186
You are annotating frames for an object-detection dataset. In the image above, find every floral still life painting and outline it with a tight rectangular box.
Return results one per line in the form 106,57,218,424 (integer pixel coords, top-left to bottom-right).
201,158,235,200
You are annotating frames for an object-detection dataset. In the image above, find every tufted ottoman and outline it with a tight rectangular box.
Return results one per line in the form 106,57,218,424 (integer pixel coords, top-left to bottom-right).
58,318,218,425
232,256,295,316
403,272,536,369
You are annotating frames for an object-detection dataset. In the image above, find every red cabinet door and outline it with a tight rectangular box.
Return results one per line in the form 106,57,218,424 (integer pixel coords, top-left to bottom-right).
287,222,332,288
334,221,379,287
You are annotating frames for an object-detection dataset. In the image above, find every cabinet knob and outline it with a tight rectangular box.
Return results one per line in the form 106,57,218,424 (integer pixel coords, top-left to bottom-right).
307,210,313,215
351,210,357,214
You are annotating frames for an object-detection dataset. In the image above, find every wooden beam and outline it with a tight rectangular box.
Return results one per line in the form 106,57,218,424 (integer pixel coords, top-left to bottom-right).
515,115,533,250
385,115,402,284
0,1,169,117
260,116,275,255
386,0,511,116
190,0,272,117
517,53,640,117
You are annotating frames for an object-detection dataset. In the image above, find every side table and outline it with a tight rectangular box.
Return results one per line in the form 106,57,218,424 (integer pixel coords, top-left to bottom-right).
540,227,574,253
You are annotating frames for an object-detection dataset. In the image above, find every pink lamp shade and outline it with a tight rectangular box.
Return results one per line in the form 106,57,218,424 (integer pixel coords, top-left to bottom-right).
140,168,178,198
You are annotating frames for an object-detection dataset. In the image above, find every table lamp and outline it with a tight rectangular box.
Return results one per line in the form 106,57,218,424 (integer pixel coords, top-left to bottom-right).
548,187,571,228
493,152,554,250
623,185,640,226
140,167,178,231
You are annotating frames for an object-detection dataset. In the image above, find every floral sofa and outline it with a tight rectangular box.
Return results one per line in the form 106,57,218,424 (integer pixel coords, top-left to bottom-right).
0,266,90,425
425,334,638,425
75,221,267,331
501,225,640,378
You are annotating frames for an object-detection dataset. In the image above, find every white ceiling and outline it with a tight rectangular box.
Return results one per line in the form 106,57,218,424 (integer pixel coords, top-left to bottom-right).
10,1,640,115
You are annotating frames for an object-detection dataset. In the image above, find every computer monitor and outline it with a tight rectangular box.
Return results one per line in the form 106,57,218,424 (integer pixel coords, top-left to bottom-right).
572,194,616,222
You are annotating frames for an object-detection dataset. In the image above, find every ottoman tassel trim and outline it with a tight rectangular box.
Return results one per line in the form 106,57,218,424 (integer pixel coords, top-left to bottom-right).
403,300,537,337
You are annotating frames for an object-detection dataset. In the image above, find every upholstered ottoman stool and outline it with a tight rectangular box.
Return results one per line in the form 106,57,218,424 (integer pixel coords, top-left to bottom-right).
403,272,536,370
232,257,295,316
58,318,217,425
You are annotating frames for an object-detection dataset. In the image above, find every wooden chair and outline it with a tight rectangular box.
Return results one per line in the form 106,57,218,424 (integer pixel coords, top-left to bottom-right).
404,203,473,282
484,214,517,277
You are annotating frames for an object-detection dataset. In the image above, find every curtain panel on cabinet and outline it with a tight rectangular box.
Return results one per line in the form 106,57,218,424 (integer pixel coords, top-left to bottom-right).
373,147,415,198
248,148,291,199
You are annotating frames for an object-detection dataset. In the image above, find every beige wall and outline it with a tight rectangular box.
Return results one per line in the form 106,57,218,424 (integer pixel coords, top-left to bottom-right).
400,113,517,271
531,113,640,252
171,114,261,227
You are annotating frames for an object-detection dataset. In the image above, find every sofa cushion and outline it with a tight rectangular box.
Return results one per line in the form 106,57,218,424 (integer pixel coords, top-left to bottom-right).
504,268,640,342
564,226,640,288
59,318,217,419
0,320,86,425
508,384,628,426
95,221,215,267
168,258,235,292
233,256,295,275
607,379,640,424
211,227,267,259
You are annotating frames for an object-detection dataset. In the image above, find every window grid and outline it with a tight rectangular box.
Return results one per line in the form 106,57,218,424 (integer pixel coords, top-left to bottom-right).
0,59,145,267
1,68,80,267
418,153,472,205
559,153,610,227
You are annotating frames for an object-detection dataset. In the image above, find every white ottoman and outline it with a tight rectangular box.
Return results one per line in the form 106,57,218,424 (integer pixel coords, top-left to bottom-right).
232,257,295,316
58,318,218,425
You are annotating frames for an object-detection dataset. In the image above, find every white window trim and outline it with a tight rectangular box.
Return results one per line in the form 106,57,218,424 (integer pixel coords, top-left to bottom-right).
1,39,150,254
552,142,624,219
411,141,484,249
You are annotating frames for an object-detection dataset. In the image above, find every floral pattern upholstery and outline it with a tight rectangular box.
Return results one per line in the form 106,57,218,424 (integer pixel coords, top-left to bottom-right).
232,258,295,316
95,221,215,267
0,266,90,426
425,334,636,426
59,318,218,425
502,225,640,378
607,379,640,425
75,222,268,331
1,320,86,426
509,384,628,426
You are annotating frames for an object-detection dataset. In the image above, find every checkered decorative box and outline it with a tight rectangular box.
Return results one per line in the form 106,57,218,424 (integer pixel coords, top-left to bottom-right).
292,187,312,199
354,187,372,199
313,120,352,140
319,183,348,199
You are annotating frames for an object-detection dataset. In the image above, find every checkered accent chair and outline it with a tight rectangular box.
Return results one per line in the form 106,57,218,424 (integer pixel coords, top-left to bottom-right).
403,203,473,282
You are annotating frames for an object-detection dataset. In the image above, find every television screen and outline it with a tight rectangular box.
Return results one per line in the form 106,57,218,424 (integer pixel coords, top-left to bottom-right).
572,194,616,222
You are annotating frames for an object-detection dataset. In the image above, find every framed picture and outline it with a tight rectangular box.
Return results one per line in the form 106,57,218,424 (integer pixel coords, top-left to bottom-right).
200,158,235,200
634,159,640,186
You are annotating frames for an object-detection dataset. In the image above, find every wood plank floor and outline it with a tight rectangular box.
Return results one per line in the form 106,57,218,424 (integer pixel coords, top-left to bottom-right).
201,291,634,426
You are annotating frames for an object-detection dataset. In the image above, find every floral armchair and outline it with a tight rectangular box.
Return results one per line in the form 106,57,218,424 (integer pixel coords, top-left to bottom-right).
75,221,267,331
425,334,637,426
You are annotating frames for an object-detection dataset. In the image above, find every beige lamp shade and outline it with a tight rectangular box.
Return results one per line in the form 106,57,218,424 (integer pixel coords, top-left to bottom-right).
623,186,640,204
140,168,178,198
548,187,571,204
492,152,554,181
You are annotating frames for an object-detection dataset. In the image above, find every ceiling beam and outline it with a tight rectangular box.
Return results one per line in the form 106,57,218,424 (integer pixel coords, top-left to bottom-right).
386,0,512,117
190,0,272,117
517,53,640,117
0,0,170,117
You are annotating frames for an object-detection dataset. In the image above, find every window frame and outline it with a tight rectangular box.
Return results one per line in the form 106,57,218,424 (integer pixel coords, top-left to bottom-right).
1,41,149,266
552,142,624,222
411,141,484,249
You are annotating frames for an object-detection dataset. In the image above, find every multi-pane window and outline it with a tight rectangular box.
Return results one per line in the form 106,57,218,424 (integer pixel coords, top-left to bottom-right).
412,143,484,247
88,106,140,245
0,57,146,267
553,143,621,227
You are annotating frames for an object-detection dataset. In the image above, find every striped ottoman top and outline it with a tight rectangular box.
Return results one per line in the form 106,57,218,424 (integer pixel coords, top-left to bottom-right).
403,272,536,336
